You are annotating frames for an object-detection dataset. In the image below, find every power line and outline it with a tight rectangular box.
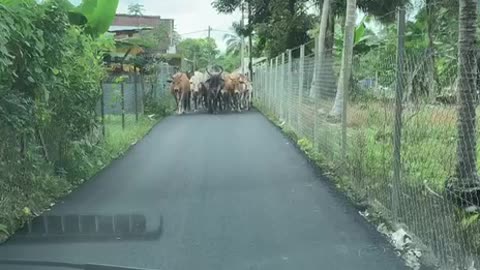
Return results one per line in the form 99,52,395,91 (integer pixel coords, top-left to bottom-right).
178,29,208,36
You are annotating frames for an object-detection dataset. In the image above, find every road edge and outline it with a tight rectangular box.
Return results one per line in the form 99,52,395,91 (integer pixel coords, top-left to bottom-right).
253,105,440,270
0,115,168,245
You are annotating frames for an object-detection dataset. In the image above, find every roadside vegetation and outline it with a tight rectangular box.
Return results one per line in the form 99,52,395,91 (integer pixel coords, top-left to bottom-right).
0,0,170,242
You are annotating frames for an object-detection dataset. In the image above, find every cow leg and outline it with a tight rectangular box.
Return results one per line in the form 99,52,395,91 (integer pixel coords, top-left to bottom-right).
173,93,179,113
179,92,185,114
215,93,220,112
236,93,241,112
202,93,207,110
208,94,214,114
239,93,244,110
193,92,197,112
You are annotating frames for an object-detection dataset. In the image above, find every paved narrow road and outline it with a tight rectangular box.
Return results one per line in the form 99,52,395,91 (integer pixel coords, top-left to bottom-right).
0,111,407,270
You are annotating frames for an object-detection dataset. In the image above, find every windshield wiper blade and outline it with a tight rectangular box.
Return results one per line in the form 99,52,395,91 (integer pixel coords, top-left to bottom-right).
0,259,160,270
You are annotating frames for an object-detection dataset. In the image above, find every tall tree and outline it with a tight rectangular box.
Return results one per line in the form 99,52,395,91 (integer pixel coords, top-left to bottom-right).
329,0,356,117
128,3,144,16
223,22,244,56
309,0,331,98
224,32,242,55
446,0,480,209
177,38,219,70
212,0,314,58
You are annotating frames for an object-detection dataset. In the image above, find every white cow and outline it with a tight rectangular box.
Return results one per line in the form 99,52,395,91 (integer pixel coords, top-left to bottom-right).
239,74,253,111
189,71,208,111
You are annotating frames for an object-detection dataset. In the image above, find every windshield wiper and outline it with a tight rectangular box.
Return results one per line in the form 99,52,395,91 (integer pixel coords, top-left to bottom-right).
0,259,160,270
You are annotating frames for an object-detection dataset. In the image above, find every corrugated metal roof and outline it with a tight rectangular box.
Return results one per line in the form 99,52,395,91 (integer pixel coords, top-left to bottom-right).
108,26,153,32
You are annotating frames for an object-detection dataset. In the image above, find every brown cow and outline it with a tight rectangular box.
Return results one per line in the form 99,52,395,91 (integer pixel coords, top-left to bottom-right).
223,72,243,112
168,72,191,114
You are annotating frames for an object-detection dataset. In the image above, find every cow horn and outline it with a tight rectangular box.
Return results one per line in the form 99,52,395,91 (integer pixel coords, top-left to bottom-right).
206,67,212,76
217,65,224,75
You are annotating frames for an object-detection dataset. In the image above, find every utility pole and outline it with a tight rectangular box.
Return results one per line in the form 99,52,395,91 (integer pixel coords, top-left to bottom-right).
208,26,212,39
193,53,197,71
240,2,245,74
248,1,253,80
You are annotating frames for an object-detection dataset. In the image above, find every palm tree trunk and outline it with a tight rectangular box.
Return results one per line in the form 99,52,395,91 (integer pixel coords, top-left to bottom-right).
308,0,331,98
329,0,356,117
448,0,480,206
426,0,439,101
325,11,335,61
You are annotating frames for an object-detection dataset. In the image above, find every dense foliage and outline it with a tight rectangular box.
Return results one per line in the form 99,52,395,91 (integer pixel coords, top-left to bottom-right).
177,38,220,70
213,0,315,58
0,0,130,238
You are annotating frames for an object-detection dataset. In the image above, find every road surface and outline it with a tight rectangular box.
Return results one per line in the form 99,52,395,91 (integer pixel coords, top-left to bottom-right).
0,111,407,270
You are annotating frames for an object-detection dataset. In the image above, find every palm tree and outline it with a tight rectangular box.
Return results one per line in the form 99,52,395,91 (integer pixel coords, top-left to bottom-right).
223,22,247,56
446,0,480,209
309,0,331,99
311,0,408,113
223,32,241,55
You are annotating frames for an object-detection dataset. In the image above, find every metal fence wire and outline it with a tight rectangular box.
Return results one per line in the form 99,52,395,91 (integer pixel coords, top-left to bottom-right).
97,63,175,132
253,20,480,270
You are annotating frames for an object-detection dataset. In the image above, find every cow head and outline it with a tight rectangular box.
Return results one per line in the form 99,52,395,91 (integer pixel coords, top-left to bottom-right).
205,66,224,96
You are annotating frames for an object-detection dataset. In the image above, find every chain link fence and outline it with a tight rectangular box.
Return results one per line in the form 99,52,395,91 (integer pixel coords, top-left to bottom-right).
97,63,175,134
253,16,480,269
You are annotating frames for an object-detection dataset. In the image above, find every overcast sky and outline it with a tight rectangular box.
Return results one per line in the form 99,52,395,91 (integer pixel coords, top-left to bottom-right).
119,0,242,52
67,0,240,52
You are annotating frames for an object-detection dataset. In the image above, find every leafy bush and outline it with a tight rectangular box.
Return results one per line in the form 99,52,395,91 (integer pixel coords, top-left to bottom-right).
0,0,158,241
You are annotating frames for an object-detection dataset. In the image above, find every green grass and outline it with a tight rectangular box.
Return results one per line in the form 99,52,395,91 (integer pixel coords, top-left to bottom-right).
0,114,161,243
103,114,157,157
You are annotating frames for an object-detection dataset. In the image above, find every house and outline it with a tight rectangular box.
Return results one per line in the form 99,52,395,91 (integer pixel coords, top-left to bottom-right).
105,14,178,73
110,14,176,54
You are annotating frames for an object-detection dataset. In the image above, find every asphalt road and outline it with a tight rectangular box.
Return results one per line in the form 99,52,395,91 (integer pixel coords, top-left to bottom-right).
0,111,407,270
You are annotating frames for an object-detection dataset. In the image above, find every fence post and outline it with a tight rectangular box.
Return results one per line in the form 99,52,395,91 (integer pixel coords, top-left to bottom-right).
280,53,286,121
121,81,125,130
269,59,274,112
393,7,406,223
313,47,319,151
287,49,292,127
134,72,139,122
274,56,279,116
141,73,145,115
298,44,305,133
100,82,105,137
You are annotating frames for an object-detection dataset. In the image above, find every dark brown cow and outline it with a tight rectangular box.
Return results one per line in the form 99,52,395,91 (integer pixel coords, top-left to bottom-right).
168,72,191,114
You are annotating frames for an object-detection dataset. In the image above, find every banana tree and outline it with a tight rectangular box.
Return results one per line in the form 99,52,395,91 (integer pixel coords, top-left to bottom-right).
334,15,379,55
68,0,119,37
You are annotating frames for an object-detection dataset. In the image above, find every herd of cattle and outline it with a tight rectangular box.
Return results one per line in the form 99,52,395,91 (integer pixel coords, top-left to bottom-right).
167,66,253,114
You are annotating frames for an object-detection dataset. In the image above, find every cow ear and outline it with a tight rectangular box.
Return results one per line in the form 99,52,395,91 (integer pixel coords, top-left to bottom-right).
166,79,173,83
